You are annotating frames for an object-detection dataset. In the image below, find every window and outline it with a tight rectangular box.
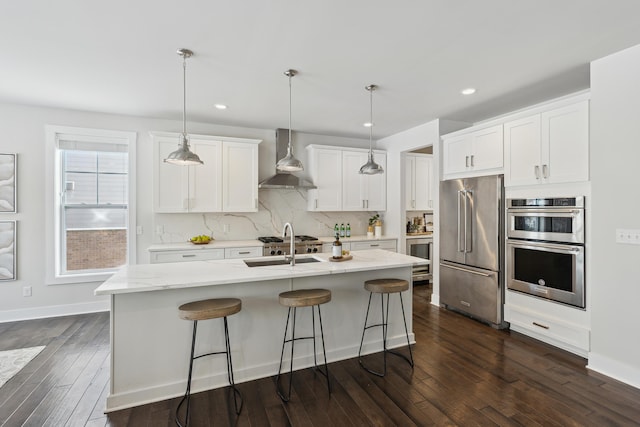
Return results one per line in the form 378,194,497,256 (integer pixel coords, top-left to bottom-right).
46,126,137,284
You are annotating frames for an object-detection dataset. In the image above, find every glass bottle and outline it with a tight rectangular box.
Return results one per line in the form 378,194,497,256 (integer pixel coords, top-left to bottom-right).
346,223,351,237
332,235,343,259
340,223,345,237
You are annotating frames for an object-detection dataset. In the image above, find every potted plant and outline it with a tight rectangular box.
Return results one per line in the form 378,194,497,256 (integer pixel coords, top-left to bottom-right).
368,214,380,237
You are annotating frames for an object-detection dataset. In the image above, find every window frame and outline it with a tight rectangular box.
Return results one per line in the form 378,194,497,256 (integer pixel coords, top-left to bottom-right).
45,125,137,285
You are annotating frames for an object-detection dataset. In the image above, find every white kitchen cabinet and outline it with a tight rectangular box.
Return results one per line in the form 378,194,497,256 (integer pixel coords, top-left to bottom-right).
306,147,342,211
405,153,433,211
224,246,262,259
322,238,396,253
152,132,260,213
342,150,386,211
307,145,386,212
504,290,590,356
442,125,503,179
151,248,225,263
504,100,589,187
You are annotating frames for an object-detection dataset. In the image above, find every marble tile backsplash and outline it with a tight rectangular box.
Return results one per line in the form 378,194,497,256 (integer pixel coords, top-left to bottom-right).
154,189,378,243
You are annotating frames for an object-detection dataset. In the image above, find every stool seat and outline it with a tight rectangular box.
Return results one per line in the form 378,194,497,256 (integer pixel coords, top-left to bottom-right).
178,298,242,321
364,278,409,294
279,289,331,307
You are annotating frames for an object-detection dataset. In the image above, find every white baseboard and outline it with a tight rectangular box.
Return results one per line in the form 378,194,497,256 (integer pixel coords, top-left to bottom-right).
0,300,110,323
105,333,415,412
587,352,640,390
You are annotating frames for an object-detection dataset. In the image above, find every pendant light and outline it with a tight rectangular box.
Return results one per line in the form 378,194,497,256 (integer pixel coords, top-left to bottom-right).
276,69,304,172
359,84,384,175
164,48,204,166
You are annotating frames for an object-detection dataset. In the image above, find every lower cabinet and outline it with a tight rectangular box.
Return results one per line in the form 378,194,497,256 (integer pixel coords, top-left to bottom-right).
150,246,261,263
504,291,590,357
322,239,397,253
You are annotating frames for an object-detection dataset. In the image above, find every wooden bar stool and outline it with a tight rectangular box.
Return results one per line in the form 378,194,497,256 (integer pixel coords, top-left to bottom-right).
276,288,331,402
358,278,414,377
176,298,243,427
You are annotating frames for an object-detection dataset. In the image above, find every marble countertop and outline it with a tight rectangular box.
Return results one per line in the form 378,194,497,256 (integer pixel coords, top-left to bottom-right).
95,249,427,296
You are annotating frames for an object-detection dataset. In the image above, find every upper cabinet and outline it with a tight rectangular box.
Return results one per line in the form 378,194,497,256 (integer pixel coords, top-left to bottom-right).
504,100,589,187
405,153,434,211
307,145,386,212
152,132,260,213
442,124,504,179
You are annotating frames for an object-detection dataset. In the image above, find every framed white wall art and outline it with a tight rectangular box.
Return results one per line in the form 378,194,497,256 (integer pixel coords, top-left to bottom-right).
0,153,16,213
0,220,16,280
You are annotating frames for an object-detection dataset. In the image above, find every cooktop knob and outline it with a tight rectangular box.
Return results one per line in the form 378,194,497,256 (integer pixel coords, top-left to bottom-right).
276,250,282,255
270,250,276,256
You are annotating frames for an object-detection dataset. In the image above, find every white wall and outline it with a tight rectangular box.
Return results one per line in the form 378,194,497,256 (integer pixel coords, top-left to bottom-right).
588,44,640,388
378,120,441,303
0,102,371,322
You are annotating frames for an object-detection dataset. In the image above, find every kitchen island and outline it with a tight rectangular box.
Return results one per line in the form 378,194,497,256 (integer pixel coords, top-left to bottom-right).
95,249,428,411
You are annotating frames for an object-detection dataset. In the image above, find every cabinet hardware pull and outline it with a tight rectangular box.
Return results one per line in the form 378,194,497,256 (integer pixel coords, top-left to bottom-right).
182,254,196,258
532,322,550,330
239,251,250,254
470,155,474,167
370,244,379,247
465,155,469,167
461,300,471,307
315,199,318,209
534,165,541,179
542,164,549,179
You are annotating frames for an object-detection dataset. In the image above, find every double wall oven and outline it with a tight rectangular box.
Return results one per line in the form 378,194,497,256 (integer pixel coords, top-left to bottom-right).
506,197,585,308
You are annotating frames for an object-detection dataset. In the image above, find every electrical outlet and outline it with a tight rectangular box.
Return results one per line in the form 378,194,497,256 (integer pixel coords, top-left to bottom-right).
136,226,143,235
615,229,640,245
224,224,230,233
156,225,164,235
23,286,32,297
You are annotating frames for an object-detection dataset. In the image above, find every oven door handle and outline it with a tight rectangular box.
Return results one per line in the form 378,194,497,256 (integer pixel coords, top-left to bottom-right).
441,262,493,277
507,239,584,254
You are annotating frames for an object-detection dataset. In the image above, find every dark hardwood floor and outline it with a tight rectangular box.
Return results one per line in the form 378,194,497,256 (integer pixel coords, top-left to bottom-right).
2,285,640,426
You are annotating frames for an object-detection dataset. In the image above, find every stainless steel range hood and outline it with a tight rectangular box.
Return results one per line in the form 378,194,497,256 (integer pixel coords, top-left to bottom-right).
258,129,317,189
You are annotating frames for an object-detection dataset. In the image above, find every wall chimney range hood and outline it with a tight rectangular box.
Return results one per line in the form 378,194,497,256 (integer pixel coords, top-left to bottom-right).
258,129,317,189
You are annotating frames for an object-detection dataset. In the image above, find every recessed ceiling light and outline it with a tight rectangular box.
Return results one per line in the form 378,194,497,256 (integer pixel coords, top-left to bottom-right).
214,104,228,110
461,88,476,95
363,122,373,127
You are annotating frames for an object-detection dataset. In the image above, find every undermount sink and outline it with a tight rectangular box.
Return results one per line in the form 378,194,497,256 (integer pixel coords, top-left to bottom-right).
244,257,321,267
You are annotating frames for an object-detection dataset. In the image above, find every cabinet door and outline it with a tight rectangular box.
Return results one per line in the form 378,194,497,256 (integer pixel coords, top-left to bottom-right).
504,115,542,187
404,155,416,210
223,141,258,212
188,139,222,212
413,155,431,210
442,135,471,176
471,125,503,171
307,148,342,211
364,151,387,211
342,151,367,211
154,137,189,212
542,100,589,184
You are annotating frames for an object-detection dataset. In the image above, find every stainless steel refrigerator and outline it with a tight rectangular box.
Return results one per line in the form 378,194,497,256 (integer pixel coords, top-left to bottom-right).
439,174,506,328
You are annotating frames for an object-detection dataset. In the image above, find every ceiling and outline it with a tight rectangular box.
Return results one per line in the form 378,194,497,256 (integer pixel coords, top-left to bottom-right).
2,1,640,140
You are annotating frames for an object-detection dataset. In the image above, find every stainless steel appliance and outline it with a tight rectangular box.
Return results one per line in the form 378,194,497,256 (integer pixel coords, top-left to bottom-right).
258,235,322,256
406,237,432,282
440,175,505,327
506,197,585,308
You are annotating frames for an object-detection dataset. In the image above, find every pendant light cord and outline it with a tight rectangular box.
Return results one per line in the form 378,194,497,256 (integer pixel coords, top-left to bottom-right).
288,71,293,155
182,54,187,139
369,86,373,159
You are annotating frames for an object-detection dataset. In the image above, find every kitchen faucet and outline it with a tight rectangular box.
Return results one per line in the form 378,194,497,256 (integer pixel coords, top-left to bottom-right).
282,222,295,266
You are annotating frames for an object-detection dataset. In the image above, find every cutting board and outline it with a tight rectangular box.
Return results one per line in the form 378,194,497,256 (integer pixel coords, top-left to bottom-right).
329,255,353,262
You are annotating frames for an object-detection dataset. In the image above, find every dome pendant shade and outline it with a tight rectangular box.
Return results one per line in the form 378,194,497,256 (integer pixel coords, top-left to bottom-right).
359,84,384,175
276,69,303,172
164,48,203,166
164,135,204,165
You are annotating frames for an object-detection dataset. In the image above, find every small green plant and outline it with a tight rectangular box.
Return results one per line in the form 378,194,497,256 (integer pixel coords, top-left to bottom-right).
368,214,380,226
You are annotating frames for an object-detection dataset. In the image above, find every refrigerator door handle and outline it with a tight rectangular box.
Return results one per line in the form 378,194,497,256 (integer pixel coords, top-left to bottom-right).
457,190,465,252
465,190,473,253
441,262,493,277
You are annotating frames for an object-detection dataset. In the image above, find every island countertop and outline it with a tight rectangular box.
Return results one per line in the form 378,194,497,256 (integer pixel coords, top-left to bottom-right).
95,249,428,296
